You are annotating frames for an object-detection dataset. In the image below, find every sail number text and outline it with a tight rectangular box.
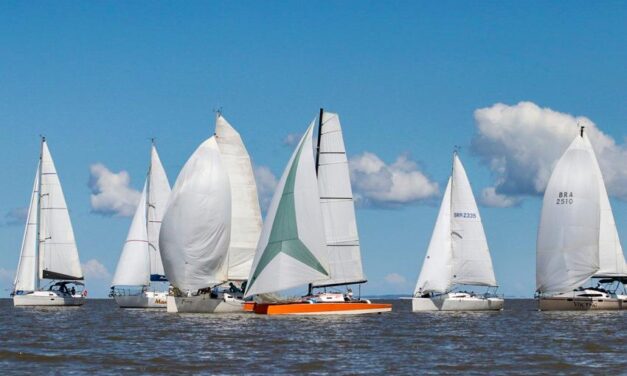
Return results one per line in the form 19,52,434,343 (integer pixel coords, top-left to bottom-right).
555,191,574,205
454,212,477,219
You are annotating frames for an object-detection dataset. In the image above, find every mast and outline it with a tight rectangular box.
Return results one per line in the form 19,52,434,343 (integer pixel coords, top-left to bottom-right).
34,136,45,290
145,139,154,286
308,108,324,296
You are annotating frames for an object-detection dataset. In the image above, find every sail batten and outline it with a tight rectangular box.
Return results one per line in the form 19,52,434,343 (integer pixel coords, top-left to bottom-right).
313,111,365,287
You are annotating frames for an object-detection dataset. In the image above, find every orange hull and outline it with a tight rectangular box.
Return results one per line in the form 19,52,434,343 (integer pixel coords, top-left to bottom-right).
253,302,392,315
242,301,255,312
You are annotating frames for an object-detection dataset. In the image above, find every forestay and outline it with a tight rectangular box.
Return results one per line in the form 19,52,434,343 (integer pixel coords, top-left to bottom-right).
215,115,262,281
313,111,365,287
536,134,601,294
39,141,83,281
245,122,329,297
111,184,151,287
450,154,497,287
147,145,171,281
159,137,231,292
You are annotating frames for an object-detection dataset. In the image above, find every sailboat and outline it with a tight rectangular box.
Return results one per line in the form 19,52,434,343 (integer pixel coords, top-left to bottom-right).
412,152,503,311
244,109,392,315
110,141,171,308
536,127,627,310
160,114,262,313
12,137,86,307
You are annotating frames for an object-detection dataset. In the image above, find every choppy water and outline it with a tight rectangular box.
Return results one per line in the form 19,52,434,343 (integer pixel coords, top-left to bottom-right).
0,299,625,375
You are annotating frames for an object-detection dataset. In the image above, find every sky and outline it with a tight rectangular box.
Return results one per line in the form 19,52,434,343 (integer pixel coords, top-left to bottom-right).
1,2,626,298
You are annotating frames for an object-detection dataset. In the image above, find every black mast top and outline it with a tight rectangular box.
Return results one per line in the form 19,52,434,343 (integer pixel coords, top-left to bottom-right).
580,125,585,138
315,108,324,176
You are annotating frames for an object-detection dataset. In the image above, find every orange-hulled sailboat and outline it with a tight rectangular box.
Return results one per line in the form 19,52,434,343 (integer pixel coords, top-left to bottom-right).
244,109,391,315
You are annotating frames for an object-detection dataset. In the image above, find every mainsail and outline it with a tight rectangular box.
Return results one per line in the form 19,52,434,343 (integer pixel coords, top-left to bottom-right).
245,122,329,297
536,132,601,294
38,141,83,281
414,154,496,295
313,111,365,287
111,184,151,286
147,144,171,281
215,114,263,281
159,137,231,292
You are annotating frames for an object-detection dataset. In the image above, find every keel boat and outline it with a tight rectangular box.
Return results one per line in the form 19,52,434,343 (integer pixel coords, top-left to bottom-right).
245,110,392,315
12,137,86,307
160,114,262,313
536,127,627,310
110,141,171,308
412,152,503,311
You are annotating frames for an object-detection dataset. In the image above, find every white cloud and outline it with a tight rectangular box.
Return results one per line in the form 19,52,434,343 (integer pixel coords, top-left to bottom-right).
253,165,278,212
283,133,302,147
1,207,27,227
81,259,111,281
384,273,407,285
472,101,627,206
88,163,141,217
349,152,439,207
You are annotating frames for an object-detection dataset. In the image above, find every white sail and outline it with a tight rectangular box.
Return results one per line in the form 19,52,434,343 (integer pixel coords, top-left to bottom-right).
111,184,150,287
585,136,627,277
39,141,83,280
414,178,453,295
214,114,263,281
159,137,231,292
450,154,497,287
536,133,601,294
147,145,171,280
245,121,329,297
13,167,40,292
313,111,365,287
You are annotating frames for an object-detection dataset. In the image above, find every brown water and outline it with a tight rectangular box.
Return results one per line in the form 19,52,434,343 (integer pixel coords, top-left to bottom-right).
0,299,625,375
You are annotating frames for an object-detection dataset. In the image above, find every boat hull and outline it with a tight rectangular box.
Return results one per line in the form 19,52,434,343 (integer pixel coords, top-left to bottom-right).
114,292,167,309
538,296,625,311
253,301,392,315
13,291,84,307
412,296,504,311
166,295,245,313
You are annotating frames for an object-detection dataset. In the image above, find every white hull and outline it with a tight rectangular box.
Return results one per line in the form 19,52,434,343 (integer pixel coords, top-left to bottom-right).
167,293,245,313
412,293,503,311
114,292,167,309
13,291,84,307
538,290,626,311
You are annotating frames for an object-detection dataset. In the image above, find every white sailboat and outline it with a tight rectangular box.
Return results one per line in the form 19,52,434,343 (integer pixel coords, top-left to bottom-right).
110,142,171,308
12,137,86,307
244,110,391,315
412,152,503,311
160,114,262,313
536,127,627,310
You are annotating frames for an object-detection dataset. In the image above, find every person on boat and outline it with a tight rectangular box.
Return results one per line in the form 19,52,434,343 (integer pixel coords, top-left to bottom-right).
71,286,76,296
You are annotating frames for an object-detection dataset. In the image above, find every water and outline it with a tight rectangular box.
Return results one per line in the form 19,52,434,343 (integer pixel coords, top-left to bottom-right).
0,299,625,375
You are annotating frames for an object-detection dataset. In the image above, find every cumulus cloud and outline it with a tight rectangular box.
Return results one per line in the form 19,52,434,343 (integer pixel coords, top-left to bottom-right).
253,165,278,212
349,152,439,207
384,273,407,285
82,259,111,281
1,207,28,227
472,101,627,206
282,133,302,147
88,164,141,217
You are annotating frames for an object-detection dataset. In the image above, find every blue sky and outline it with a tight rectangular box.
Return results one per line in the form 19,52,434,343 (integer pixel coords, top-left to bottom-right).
1,2,626,298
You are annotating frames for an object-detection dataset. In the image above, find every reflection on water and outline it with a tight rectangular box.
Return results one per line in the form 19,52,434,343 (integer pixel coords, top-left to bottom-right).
0,299,625,375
